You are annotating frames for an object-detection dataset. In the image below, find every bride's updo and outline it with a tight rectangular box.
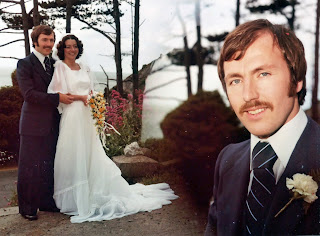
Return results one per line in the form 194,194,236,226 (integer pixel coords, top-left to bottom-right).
56,34,84,60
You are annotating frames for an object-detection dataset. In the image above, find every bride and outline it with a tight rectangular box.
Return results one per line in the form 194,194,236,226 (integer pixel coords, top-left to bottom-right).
48,34,178,223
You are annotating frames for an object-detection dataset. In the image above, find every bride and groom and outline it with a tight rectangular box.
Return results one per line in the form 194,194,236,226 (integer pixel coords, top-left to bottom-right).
16,25,178,223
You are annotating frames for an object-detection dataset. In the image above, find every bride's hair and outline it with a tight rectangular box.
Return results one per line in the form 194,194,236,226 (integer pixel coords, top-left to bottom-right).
56,34,84,60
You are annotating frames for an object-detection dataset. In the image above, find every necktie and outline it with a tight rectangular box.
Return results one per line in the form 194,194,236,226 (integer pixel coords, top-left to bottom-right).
44,57,51,76
245,142,278,235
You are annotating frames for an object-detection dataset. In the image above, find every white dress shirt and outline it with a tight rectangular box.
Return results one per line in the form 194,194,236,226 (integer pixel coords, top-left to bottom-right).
248,107,308,192
33,49,47,70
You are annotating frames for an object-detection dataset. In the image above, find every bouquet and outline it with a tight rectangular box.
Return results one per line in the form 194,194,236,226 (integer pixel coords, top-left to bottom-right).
88,92,120,150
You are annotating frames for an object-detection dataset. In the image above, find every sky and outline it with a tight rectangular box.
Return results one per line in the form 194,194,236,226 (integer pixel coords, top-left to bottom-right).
0,0,319,108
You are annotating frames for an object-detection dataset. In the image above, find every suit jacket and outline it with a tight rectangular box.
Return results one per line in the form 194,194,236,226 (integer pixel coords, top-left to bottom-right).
205,117,320,235
16,52,59,136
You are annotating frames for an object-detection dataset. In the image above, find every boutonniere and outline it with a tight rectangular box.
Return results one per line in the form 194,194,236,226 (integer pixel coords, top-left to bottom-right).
275,172,319,218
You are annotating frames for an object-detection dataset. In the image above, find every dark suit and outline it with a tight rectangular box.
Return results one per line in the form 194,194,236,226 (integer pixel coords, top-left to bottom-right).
16,52,59,215
205,118,320,235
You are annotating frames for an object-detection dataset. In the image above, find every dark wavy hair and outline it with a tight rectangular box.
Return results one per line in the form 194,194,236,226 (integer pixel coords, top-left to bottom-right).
56,34,84,60
31,25,55,48
218,19,307,105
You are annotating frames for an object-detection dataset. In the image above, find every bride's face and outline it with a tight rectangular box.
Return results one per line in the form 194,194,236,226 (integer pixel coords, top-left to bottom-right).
64,39,79,61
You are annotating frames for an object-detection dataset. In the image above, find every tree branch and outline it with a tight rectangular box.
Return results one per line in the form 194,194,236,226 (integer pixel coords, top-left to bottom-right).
0,0,20,3
0,39,24,47
75,16,115,45
0,56,20,60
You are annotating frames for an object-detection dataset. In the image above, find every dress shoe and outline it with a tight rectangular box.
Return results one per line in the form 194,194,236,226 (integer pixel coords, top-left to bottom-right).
21,214,38,221
39,207,60,212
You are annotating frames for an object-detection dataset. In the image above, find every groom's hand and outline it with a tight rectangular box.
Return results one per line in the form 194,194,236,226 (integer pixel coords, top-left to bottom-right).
59,93,74,104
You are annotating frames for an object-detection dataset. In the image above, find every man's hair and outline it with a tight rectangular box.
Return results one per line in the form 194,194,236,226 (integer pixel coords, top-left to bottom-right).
56,34,84,60
218,19,307,105
31,25,55,48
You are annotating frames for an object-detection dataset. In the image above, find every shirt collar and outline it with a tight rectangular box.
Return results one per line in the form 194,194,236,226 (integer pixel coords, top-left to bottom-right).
33,49,47,64
250,107,308,168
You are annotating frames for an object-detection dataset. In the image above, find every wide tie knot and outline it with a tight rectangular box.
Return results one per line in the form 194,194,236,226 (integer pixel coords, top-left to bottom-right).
252,142,277,171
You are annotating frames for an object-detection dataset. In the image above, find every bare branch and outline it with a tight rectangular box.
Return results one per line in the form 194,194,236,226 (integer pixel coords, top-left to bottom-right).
0,56,20,60
0,2,18,10
75,16,115,45
0,31,23,34
0,39,24,47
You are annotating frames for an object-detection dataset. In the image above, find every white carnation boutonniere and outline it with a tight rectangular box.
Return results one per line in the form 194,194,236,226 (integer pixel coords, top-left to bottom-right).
275,172,319,218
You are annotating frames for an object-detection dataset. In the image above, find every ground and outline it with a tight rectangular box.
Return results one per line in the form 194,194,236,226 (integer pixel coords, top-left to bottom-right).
0,167,209,236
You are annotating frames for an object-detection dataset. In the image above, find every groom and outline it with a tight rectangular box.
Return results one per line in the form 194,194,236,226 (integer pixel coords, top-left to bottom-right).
16,25,73,220
205,19,320,235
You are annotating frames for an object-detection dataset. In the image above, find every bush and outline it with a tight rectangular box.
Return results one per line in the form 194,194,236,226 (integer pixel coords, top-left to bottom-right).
0,70,23,158
142,138,179,162
160,90,249,204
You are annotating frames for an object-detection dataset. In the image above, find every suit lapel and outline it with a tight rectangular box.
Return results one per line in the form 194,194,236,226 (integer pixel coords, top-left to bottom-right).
30,53,52,86
219,144,250,233
265,119,315,234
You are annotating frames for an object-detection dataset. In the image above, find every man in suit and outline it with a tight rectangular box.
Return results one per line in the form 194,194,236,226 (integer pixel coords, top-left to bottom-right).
16,25,73,220
205,19,320,235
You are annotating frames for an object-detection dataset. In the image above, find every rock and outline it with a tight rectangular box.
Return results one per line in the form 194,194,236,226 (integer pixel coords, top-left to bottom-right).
124,142,144,156
124,142,152,157
112,155,160,178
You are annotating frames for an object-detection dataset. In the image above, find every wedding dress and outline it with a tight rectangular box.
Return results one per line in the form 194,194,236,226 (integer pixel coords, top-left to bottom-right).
48,60,178,223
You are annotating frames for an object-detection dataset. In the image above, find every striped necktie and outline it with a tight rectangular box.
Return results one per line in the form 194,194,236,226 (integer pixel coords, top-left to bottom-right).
245,142,278,235
44,57,51,76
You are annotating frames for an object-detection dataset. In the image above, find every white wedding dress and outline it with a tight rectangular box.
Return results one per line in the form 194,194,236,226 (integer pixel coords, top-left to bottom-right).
48,61,178,223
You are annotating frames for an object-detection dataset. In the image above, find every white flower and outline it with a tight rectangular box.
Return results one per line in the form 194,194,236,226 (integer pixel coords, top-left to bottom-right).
275,173,319,218
286,173,318,203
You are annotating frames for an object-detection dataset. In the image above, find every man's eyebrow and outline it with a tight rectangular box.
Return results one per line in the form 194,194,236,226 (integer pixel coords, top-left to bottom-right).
250,64,276,75
225,73,242,81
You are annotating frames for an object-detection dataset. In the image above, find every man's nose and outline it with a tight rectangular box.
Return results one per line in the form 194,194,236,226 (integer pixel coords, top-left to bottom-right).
243,80,259,102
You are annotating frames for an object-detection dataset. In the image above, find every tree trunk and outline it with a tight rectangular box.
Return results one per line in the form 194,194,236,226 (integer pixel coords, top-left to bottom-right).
113,0,123,97
235,0,240,26
20,0,30,56
33,0,40,26
177,4,192,97
183,36,192,97
312,0,320,123
132,0,140,103
288,0,296,31
66,0,72,33
195,0,203,93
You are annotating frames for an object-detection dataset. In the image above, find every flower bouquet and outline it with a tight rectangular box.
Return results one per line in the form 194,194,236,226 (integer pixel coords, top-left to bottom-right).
88,92,120,150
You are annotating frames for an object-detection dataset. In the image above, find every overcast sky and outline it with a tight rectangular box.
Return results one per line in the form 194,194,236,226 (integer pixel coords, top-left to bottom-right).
0,0,318,76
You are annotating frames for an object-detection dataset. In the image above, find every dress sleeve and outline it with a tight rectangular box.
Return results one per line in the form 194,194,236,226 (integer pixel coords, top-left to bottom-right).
48,61,68,113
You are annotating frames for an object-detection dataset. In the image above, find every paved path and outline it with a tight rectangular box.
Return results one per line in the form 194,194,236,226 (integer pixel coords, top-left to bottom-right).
0,168,17,208
0,168,209,235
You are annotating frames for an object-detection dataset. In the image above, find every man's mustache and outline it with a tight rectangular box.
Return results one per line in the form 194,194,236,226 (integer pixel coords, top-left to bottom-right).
239,100,274,114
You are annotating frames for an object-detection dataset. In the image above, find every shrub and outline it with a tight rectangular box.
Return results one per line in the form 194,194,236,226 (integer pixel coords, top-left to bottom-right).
142,138,178,163
160,90,249,204
0,70,23,159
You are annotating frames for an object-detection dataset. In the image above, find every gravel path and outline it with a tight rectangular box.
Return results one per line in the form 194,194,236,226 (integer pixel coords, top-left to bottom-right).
0,168,209,236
